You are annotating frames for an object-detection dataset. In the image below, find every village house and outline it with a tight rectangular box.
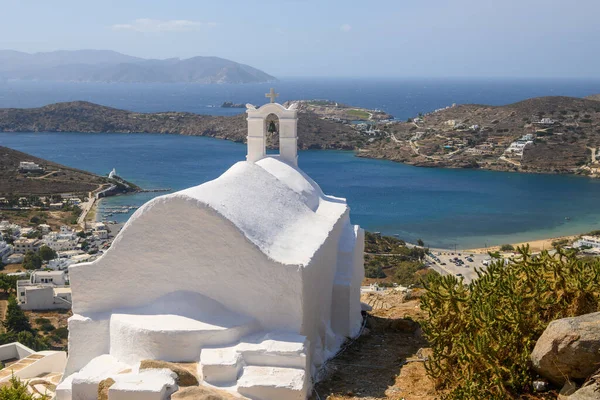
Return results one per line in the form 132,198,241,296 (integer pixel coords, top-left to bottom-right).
0,221,21,237
0,241,13,262
18,161,44,172
17,271,71,310
5,253,24,264
19,227,36,237
574,235,600,249
38,224,51,234
13,238,42,254
57,93,364,400
43,226,79,251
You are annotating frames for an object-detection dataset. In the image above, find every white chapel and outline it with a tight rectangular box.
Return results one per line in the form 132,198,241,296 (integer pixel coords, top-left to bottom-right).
57,90,365,400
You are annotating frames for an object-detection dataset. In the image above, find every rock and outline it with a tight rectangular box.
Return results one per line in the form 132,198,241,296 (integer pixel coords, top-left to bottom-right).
139,360,199,386
171,386,239,399
564,382,600,400
97,378,115,400
558,381,578,399
531,312,600,385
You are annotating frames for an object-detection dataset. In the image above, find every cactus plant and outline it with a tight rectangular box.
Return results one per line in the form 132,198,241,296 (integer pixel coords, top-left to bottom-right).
420,246,600,399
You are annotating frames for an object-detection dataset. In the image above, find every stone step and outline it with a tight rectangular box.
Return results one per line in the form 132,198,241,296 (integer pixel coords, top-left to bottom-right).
236,366,307,400
108,369,179,400
199,332,308,385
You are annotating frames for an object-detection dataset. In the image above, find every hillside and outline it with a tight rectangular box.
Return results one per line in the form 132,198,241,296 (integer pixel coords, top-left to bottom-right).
0,101,366,150
362,96,600,176
2,96,600,177
0,50,275,84
0,146,109,195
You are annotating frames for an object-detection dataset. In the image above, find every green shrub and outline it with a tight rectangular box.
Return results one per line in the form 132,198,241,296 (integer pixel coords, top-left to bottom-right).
34,318,51,325
53,327,68,340
420,247,600,399
499,244,514,251
0,374,49,399
39,323,55,333
365,263,386,279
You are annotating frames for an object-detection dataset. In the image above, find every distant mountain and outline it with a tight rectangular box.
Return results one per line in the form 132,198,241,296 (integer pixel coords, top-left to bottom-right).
0,50,276,84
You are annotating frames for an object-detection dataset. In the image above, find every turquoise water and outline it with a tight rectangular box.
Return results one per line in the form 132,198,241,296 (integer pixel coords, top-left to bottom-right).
2,131,600,249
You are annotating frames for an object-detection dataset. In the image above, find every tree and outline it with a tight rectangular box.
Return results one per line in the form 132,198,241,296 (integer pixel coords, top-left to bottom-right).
0,374,49,399
38,246,57,262
3,297,32,334
22,252,42,270
417,238,425,247
500,244,515,252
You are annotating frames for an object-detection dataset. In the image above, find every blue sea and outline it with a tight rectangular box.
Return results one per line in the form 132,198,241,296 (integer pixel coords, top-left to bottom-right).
1,78,600,248
3,78,600,120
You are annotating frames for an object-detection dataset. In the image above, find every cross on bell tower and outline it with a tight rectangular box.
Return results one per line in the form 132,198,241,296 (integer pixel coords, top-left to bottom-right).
265,88,279,103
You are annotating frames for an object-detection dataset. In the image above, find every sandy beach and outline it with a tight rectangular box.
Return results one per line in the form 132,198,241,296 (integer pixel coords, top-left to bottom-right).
466,234,580,254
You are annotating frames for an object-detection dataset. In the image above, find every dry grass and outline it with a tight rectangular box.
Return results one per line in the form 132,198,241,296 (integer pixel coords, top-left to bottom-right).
25,309,71,349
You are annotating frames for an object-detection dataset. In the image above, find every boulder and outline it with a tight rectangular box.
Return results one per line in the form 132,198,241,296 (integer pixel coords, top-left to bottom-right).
531,312,600,385
563,382,600,399
558,381,578,399
139,360,199,386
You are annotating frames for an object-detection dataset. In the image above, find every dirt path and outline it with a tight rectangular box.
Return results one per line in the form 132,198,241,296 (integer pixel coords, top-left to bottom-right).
312,293,437,400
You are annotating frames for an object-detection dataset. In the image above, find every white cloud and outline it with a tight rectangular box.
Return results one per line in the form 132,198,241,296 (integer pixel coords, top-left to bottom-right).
111,19,215,33
340,24,352,32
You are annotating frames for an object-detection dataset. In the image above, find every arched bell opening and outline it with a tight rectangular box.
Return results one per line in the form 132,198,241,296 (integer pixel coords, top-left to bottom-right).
265,113,280,154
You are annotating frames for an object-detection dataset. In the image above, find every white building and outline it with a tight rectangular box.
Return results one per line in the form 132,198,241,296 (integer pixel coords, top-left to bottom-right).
38,224,51,234
19,227,36,237
574,235,600,249
5,253,24,264
0,342,66,398
48,258,74,271
18,161,43,172
13,238,41,254
43,226,79,252
0,241,13,262
0,221,21,237
17,271,71,310
58,94,365,400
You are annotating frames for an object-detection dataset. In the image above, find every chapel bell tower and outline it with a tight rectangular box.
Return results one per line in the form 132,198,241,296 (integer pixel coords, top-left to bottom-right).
245,89,299,167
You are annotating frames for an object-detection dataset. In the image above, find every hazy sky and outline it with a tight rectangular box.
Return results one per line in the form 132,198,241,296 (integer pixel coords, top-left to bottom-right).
1,0,599,78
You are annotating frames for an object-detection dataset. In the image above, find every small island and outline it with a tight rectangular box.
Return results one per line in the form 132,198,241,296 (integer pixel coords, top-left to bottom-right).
221,101,246,108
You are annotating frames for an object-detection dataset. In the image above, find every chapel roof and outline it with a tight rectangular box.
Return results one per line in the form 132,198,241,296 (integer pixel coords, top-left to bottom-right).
160,156,348,266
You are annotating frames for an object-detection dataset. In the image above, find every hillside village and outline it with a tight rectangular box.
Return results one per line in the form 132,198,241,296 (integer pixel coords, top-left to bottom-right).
361,96,600,176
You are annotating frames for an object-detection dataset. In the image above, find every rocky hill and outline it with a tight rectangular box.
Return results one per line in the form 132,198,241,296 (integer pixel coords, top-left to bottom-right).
2,96,600,177
0,50,275,84
362,96,600,176
0,146,110,195
0,101,366,150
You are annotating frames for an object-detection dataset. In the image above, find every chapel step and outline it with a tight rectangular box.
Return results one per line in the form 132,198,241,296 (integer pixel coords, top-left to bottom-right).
107,369,179,400
56,354,130,400
199,332,308,385
236,366,307,400
110,313,259,364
